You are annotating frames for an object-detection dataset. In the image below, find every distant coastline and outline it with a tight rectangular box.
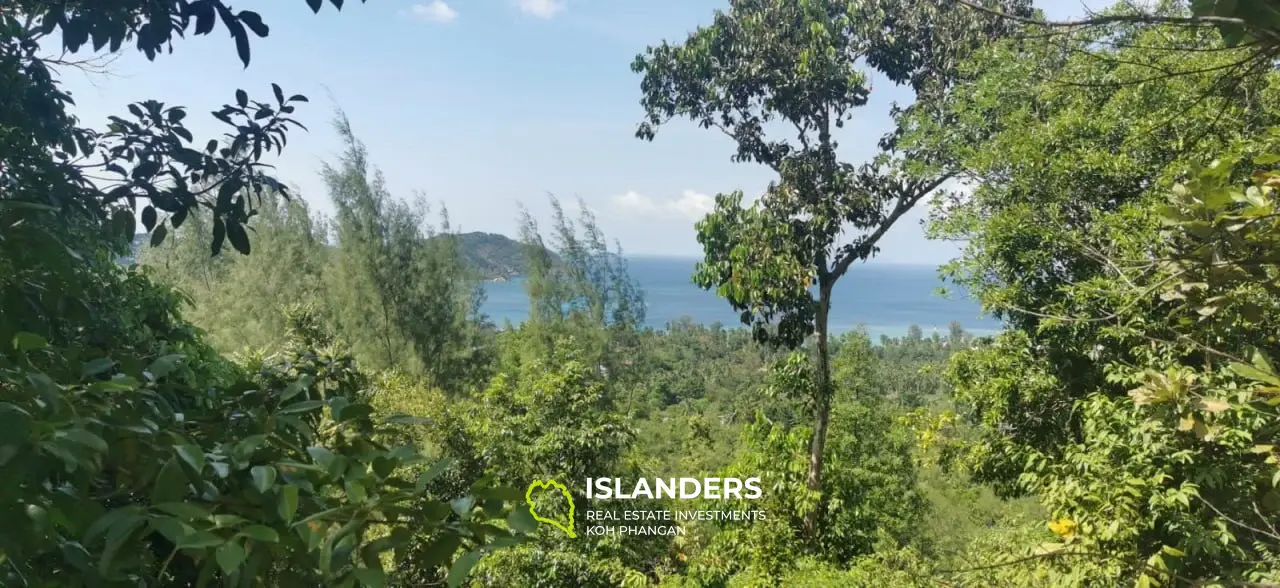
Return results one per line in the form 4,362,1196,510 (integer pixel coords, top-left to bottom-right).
124,235,999,339
477,257,1001,339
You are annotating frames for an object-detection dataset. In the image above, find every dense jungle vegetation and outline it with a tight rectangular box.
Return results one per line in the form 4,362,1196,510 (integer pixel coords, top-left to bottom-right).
4,0,1280,586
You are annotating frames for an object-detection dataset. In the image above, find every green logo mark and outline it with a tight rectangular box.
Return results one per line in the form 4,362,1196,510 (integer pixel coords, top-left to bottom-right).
525,479,577,538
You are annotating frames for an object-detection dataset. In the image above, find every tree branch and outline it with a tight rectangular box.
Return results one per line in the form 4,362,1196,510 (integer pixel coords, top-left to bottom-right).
830,173,952,281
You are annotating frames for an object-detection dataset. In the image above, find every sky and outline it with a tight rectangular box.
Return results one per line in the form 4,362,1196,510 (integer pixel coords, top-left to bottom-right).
55,0,1100,262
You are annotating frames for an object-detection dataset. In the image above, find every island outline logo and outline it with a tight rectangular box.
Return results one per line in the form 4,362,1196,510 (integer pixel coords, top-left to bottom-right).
525,478,577,538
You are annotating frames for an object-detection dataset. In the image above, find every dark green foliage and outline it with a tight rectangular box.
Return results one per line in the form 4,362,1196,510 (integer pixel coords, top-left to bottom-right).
0,235,529,585
882,3,1280,584
1,2,339,259
1,1,525,586
421,335,669,586
679,402,925,586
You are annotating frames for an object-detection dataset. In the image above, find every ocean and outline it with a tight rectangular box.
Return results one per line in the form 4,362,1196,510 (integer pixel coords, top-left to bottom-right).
479,256,1001,340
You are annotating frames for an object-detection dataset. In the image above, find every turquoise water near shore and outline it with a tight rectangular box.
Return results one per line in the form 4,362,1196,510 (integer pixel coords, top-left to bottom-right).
479,257,1001,340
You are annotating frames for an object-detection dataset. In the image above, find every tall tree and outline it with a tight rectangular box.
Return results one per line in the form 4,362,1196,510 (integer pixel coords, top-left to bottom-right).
515,196,645,384
631,0,1028,536
322,113,486,390
139,190,329,352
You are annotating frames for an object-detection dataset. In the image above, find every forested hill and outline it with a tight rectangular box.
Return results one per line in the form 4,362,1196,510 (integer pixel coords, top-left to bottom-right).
449,231,540,280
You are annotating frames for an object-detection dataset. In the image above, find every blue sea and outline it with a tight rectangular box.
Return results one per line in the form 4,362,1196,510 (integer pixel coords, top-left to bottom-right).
479,256,1001,340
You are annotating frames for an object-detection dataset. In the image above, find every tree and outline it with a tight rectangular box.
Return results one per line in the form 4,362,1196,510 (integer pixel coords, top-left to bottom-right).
2,2,530,585
322,113,487,390
683,401,925,584
3,0,351,259
900,6,1280,582
631,0,1028,536
514,196,646,386
956,0,1280,65
424,336,666,587
139,189,329,352
902,3,1280,494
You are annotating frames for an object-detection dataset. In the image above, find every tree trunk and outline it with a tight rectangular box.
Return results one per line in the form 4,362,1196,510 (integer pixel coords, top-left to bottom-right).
803,282,834,538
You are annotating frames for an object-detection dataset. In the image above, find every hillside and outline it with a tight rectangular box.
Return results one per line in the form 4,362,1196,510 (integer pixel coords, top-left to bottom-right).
451,231,539,280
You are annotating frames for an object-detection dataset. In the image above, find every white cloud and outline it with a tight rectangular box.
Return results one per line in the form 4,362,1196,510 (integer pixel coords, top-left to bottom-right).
613,190,659,214
668,190,714,219
516,0,566,19
613,190,714,221
406,0,457,23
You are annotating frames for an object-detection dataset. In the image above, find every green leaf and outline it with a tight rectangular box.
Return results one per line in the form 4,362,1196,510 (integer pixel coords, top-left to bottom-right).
345,480,368,504
81,357,115,378
233,434,269,457
278,485,299,522
307,446,339,473
417,457,454,492
13,332,48,351
216,541,247,574
212,514,247,529
58,429,108,453
212,216,227,255
420,535,461,570
475,486,525,501
150,516,194,544
150,223,168,247
371,456,396,479
1230,360,1280,387
111,208,136,242
85,507,142,543
100,515,146,571
280,400,325,414
507,504,539,534
238,525,279,543
177,530,224,549
422,500,452,522
447,550,483,588
451,496,475,519
175,444,206,475
382,413,430,425
154,502,211,520
227,221,251,255
141,205,157,230
251,465,277,493
353,568,386,588
151,458,189,504
0,405,32,446
279,376,312,402
147,354,183,379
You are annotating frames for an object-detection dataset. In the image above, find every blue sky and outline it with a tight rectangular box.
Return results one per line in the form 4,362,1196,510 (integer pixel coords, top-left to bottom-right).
58,0,1099,261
